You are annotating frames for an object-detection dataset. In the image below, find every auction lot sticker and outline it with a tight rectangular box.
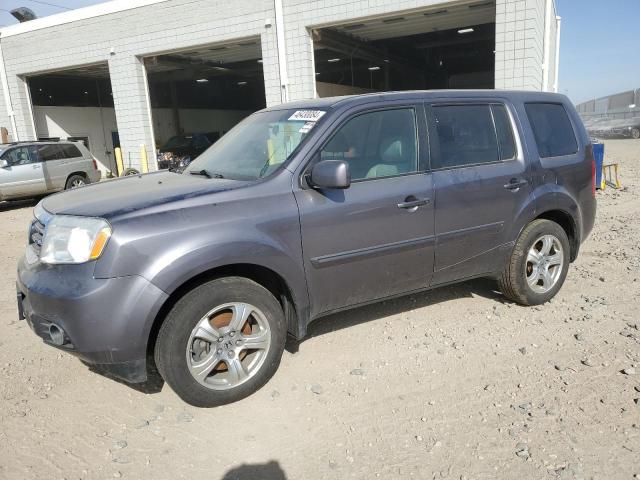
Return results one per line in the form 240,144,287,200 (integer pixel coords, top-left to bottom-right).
289,110,326,122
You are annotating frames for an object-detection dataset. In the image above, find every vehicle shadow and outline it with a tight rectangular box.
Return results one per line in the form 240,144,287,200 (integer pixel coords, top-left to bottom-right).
87,278,507,395
85,358,165,394
221,461,287,480
0,198,40,212
291,277,507,350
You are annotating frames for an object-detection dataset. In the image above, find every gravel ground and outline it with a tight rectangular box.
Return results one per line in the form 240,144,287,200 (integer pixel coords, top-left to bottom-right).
0,140,638,480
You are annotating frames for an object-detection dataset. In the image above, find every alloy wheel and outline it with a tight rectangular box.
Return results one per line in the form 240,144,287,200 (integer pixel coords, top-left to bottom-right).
186,302,271,390
525,234,564,294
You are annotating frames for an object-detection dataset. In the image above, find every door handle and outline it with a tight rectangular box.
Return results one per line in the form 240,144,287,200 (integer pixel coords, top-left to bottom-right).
32,164,41,169
397,197,431,210
504,178,528,191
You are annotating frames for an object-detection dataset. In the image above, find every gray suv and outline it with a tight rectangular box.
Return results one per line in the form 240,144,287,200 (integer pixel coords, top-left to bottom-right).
0,141,101,201
16,91,596,407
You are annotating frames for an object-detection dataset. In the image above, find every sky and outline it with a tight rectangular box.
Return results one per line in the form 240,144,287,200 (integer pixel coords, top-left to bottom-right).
1,0,639,105
556,0,640,104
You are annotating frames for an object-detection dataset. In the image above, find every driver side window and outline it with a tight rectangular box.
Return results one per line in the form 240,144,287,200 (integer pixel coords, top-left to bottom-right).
321,108,418,181
3,146,39,166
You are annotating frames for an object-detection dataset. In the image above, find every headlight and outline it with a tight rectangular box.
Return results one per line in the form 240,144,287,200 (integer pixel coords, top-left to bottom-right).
40,215,111,264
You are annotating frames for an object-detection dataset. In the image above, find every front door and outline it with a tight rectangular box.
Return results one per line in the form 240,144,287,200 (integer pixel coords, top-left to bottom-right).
426,101,532,285
294,105,435,317
0,145,44,199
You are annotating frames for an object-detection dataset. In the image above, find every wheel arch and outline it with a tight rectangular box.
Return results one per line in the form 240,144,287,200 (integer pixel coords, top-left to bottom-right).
146,263,306,362
65,171,88,185
534,209,579,261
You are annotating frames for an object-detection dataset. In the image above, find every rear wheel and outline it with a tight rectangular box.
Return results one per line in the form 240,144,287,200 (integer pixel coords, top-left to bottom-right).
65,174,87,190
155,277,287,407
498,219,570,305
631,128,640,140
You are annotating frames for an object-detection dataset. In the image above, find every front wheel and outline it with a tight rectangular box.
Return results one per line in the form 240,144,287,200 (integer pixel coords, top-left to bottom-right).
498,219,570,306
155,277,287,407
631,128,640,140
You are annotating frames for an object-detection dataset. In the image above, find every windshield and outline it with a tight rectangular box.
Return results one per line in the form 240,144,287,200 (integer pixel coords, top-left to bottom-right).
163,136,193,149
184,108,326,181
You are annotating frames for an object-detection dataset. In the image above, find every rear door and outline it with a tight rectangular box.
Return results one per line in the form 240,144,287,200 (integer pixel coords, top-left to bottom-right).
426,100,532,285
0,146,45,199
38,143,69,191
294,103,435,317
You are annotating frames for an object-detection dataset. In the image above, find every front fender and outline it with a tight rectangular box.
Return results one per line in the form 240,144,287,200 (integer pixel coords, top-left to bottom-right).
148,238,309,315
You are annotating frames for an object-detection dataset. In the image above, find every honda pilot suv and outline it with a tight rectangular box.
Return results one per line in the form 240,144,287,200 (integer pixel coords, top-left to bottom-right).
16,91,596,407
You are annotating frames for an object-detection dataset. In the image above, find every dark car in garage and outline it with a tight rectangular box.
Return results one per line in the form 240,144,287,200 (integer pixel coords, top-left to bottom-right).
157,133,220,170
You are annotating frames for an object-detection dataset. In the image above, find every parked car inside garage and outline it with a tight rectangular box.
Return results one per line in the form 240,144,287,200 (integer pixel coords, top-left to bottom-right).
157,133,219,171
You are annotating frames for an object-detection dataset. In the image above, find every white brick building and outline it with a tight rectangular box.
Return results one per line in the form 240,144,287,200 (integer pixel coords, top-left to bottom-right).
0,0,560,173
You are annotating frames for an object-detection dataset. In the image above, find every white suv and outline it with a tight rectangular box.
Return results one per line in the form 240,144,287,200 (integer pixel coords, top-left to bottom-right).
0,141,101,201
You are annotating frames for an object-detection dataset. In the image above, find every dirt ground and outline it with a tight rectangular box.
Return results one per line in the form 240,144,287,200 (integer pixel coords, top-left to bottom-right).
0,140,638,480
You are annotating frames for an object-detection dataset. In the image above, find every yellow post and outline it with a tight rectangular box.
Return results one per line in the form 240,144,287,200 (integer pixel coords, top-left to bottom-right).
114,147,124,177
140,144,149,174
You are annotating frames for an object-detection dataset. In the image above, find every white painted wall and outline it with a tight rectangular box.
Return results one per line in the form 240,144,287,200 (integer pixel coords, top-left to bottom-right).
33,105,118,174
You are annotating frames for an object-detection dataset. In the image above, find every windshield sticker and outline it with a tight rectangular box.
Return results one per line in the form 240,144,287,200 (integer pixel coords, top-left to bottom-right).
298,121,316,134
289,110,326,122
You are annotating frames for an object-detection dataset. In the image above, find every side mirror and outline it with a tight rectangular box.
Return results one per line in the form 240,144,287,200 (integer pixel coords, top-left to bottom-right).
0,159,9,168
310,160,351,189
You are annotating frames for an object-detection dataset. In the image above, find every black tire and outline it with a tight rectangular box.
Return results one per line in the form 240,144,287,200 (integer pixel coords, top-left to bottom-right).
498,219,570,306
65,174,87,190
122,168,140,176
155,277,287,407
631,128,640,140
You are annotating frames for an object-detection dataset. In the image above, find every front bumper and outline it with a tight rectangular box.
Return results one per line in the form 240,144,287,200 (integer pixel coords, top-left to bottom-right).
17,250,168,383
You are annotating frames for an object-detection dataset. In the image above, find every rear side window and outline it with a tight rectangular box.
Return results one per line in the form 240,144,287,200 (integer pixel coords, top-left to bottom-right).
37,144,64,161
525,103,578,158
432,104,499,168
60,144,83,158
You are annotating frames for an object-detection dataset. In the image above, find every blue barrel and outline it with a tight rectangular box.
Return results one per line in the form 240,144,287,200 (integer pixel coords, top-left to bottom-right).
592,142,604,189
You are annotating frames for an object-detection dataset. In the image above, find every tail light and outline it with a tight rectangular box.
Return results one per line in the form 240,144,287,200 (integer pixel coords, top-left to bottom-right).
92,157,98,170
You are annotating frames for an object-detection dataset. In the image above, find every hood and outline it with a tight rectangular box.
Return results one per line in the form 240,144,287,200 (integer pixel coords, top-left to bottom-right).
42,171,247,219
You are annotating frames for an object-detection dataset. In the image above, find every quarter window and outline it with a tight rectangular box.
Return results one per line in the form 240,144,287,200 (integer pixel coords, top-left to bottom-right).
525,103,578,158
321,108,418,181
60,144,83,158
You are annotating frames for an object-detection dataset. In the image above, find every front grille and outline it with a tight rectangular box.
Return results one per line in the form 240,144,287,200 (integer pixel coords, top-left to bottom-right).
29,219,45,254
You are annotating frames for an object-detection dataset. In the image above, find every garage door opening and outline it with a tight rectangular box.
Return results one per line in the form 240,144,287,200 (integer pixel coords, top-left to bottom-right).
312,1,496,97
27,63,120,176
144,38,265,170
